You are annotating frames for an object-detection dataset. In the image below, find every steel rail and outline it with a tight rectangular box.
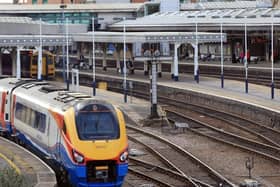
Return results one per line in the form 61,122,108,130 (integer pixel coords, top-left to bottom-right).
127,124,237,187
165,109,280,163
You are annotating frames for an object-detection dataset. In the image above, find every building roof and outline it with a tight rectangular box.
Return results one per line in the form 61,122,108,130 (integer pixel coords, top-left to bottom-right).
0,16,41,24
181,0,272,10
0,16,87,35
0,3,144,13
109,8,280,31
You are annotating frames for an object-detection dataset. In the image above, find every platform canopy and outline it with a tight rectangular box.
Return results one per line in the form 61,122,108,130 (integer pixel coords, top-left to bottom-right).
109,8,280,32
0,35,72,47
74,31,226,44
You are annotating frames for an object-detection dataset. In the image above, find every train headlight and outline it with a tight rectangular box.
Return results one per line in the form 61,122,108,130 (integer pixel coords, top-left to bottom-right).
72,150,84,164
119,151,129,162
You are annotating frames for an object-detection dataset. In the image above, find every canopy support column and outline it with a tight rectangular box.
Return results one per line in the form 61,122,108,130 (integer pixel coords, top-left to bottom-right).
173,43,180,81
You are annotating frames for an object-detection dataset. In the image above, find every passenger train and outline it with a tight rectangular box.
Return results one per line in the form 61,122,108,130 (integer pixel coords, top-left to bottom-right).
0,78,128,187
20,49,55,79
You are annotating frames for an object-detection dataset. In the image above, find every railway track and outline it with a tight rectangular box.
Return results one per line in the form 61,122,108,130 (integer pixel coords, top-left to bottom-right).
127,124,236,187
165,109,280,162
125,88,280,149
129,158,196,187
128,137,214,187
166,103,280,147
72,70,280,148
123,172,163,187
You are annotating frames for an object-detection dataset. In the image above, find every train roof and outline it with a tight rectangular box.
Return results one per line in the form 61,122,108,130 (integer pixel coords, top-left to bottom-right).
0,78,110,113
0,78,35,92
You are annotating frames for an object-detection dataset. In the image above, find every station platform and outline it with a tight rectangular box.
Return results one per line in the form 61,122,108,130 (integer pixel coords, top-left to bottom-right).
0,137,56,187
76,67,280,113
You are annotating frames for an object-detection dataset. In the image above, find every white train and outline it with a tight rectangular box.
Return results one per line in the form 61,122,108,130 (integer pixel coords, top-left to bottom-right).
0,78,129,187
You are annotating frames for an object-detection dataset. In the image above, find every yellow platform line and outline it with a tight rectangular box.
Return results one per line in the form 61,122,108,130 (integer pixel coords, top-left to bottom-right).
0,152,21,175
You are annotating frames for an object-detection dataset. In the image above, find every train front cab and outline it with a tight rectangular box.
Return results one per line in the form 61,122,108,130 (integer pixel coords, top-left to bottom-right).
31,51,55,80
60,100,128,187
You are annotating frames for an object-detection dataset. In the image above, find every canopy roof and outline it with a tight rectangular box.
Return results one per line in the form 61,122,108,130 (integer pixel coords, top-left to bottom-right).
110,8,280,31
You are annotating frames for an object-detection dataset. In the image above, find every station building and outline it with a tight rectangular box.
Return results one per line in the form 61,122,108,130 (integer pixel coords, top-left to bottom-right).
0,0,279,78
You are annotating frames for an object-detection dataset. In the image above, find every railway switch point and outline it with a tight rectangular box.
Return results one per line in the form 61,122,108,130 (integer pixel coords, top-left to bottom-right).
129,149,146,157
174,122,189,133
240,179,260,187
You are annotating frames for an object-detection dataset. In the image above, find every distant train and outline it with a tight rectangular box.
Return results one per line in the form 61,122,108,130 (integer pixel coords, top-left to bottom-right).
20,49,55,80
0,78,128,187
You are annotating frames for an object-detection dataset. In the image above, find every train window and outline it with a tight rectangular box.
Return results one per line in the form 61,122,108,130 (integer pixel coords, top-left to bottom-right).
75,105,120,141
30,110,36,128
15,103,46,132
35,111,46,133
32,57,37,65
15,103,23,120
46,57,53,65
25,108,32,125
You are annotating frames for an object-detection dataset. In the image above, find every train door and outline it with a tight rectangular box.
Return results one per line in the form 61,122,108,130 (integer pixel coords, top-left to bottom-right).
2,54,12,75
4,90,12,133
20,51,32,78
31,55,38,78
42,54,47,79
0,92,6,130
35,110,49,156
48,115,61,161
47,55,55,79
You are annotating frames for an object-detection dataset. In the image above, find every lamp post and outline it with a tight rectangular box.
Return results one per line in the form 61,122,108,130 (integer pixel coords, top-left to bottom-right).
271,15,274,99
66,17,69,90
194,22,199,83
244,20,248,93
220,22,224,88
123,17,128,103
92,17,96,96
38,18,42,81
91,17,104,96
113,16,136,103
60,2,67,88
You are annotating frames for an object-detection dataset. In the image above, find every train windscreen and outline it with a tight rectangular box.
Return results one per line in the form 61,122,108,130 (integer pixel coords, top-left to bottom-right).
75,104,120,140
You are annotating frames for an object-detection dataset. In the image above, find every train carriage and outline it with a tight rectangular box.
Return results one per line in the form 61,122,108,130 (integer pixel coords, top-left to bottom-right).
0,78,128,187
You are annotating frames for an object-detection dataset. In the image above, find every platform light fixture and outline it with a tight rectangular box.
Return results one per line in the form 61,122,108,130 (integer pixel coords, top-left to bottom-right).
113,16,135,103
244,18,248,94
60,2,67,89
92,17,104,96
271,14,274,99
220,18,224,89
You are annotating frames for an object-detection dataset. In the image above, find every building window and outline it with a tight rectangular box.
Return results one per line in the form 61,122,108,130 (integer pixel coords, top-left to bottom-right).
43,0,48,4
32,0,37,4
